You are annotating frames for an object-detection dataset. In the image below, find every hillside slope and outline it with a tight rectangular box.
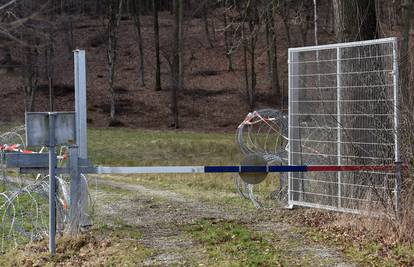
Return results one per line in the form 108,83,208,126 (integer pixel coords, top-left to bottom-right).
1,10,337,132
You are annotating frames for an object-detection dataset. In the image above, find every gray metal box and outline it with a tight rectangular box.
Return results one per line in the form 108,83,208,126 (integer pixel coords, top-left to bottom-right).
5,153,50,168
26,112,76,146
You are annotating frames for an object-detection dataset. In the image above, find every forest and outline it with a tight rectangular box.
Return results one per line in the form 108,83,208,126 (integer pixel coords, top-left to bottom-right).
2,1,414,265
0,0,411,130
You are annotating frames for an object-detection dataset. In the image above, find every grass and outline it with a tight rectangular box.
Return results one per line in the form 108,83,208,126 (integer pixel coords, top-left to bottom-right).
88,127,240,166
300,226,414,266
186,219,286,266
88,127,283,208
0,182,50,253
0,222,152,267
185,219,343,266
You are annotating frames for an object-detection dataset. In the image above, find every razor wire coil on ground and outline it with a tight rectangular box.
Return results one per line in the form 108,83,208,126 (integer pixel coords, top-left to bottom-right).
235,109,289,208
0,126,91,251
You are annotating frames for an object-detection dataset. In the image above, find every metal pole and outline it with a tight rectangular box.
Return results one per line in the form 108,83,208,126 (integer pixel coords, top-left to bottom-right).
48,112,56,254
313,0,318,46
336,47,342,208
392,38,401,219
395,161,402,220
287,50,293,208
74,50,87,160
68,145,80,234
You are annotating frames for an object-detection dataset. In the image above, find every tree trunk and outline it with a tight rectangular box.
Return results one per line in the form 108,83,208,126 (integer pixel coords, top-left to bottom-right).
400,0,413,106
333,0,378,42
313,0,318,46
47,33,55,111
23,45,39,112
178,0,184,92
249,37,256,110
106,0,124,124
29,86,36,112
265,11,272,79
171,0,182,128
153,0,162,91
63,15,73,59
203,1,213,48
132,0,145,87
333,0,379,202
223,0,234,71
269,0,280,101
247,0,258,110
280,2,292,47
242,24,250,108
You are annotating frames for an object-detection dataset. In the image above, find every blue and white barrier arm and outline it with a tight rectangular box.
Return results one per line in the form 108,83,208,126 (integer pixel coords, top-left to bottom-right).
90,165,405,174
19,164,408,174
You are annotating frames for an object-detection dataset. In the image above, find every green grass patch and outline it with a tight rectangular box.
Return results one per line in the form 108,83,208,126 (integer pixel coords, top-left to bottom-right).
0,183,50,253
87,126,283,208
299,226,414,266
185,219,286,266
88,127,239,166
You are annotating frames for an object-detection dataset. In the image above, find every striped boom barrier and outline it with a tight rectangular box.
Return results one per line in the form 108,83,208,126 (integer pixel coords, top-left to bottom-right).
85,165,408,175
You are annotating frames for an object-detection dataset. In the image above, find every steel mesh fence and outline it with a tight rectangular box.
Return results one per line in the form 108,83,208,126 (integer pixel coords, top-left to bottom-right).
288,38,399,213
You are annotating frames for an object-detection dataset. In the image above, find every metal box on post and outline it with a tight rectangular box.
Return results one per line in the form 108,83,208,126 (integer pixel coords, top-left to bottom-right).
26,112,76,146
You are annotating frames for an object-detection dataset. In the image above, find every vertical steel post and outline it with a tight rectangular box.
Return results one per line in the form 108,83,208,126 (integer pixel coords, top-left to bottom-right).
68,145,80,234
287,50,300,208
336,47,342,208
48,112,56,254
73,49,88,233
287,50,293,208
392,38,401,219
74,50,87,160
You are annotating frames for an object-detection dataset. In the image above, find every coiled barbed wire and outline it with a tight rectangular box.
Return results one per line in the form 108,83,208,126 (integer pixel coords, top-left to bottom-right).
235,109,289,208
0,125,91,250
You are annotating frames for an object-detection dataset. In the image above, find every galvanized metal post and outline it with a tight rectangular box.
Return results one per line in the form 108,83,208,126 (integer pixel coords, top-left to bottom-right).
336,47,342,208
395,161,402,220
287,50,293,208
68,145,80,234
74,50,87,160
392,38,401,219
48,112,56,254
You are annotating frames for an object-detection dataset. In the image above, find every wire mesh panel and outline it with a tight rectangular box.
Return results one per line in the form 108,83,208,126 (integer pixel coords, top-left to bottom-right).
288,38,399,213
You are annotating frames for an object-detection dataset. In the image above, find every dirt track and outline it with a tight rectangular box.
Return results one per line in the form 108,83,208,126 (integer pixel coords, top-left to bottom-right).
95,178,355,266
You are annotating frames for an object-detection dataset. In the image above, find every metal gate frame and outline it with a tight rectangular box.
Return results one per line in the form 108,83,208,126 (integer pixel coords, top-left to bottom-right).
287,37,400,213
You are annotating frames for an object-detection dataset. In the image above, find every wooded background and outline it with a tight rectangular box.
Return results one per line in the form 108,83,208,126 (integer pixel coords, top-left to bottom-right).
0,0,411,130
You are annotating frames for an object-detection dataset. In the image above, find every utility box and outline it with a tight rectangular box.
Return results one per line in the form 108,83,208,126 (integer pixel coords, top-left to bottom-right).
5,153,50,168
26,112,76,147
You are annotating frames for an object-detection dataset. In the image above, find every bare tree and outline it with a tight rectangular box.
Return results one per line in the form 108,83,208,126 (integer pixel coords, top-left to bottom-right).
0,1,52,112
313,0,318,46
266,0,281,100
246,0,260,109
333,0,380,202
170,0,183,128
293,0,313,46
178,0,184,92
105,0,124,124
131,0,145,87
153,0,162,91
333,0,378,42
62,14,74,59
223,0,234,71
22,44,40,112
276,0,292,47
400,0,413,106
202,1,213,48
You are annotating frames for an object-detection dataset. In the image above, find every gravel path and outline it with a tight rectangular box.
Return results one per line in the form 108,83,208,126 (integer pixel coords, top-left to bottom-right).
95,178,355,266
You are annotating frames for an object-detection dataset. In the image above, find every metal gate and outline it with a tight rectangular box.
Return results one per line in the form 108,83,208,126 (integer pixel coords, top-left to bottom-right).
288,37,400,213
